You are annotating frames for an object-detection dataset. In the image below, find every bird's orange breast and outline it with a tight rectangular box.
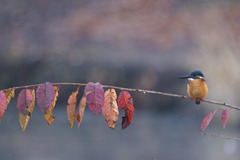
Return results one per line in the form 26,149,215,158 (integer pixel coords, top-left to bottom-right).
187,79,208,100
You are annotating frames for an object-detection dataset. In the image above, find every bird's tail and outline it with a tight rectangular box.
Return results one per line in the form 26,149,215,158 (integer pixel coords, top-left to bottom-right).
195,99,201,105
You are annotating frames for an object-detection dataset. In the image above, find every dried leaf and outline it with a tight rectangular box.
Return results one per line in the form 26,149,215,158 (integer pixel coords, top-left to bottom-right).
19,113,28,132
28,90,36,114
4,89,15,105
43,86,59,125
44,112,55,126
36,82,55,113
0,89,14,121
102,89,119,129
49,86,59,111
118,91,132,109
19,89,35,132
200,110,217,132
84,82,104,115
76,96,87,130
221,109,230,129
17,89,33,115
118,91,135,129
122,104,134,129
0,91,7,120
67,89,79,128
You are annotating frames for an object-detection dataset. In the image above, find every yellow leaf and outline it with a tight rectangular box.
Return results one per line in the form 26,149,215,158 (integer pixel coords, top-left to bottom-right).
19,113,30,132
102,89,119,129
44,112,55,126
49,86,59,111
44,86,59,125
28,90,35,114
76,96,86,129
4,89,15,105
67,89,79,128
19,89,35,132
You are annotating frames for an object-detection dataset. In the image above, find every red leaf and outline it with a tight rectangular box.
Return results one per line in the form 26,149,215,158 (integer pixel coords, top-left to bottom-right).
221,109,230,128
84,82,104,115
118,91,135,129
200,110,217,132
0,91,7,120
17,89,33,116
36,82,55,113
118,91,132,109
122,104,134,129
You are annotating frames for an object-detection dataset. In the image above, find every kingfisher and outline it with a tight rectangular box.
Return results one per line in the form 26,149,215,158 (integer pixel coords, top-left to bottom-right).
179,70,208,104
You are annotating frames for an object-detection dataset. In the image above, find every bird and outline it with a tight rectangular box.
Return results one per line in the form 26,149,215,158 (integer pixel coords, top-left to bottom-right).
179,70,208,104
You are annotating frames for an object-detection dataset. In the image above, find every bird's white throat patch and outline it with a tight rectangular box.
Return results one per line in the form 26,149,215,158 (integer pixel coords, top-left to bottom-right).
188,76,204,81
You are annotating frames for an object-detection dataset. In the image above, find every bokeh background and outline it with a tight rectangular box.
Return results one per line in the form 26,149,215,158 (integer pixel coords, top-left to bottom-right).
1,0,240,159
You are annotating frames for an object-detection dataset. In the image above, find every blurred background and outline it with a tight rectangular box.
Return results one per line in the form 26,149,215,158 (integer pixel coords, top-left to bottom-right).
1,0,240,159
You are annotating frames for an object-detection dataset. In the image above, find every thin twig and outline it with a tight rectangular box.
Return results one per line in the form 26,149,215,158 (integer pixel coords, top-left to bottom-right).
1,82,240,110
201,132,240,141
3,82,240,140
203,99,240,110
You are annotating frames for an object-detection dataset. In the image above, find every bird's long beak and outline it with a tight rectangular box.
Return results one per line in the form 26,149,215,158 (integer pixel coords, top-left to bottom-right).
179,75,190,79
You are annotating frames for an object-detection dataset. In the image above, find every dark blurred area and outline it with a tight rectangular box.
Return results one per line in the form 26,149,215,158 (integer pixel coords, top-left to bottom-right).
1,0,240,159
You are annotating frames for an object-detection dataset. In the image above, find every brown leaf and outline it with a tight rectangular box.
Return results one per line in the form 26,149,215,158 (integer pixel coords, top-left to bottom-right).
67,88,79,128
19,89,35,132
76,96,87,130
102,89,119,129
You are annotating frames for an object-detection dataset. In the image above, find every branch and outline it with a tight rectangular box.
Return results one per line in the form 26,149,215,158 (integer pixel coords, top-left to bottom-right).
201,132,240,141
2,82,240,110
3,82,240,140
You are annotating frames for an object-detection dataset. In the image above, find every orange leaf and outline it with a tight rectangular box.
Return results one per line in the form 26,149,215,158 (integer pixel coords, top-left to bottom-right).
200,110,217,132
67,88,79,128
44,86,59,125
76,96,86,130
221,109,230,129
102,89,119,129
